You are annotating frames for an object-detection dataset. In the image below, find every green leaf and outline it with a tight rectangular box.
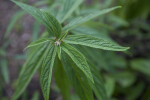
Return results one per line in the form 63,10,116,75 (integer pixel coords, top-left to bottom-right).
34,1,48,6
59,30,68,41
76,45,127,70
126,82,144,100
32,21,40,41
54,57,70,100
11,0,44,25
31,91,39,100
71,26,116,43
6,0,52,39
130,59,150,76
63,6,121,31
74,45,104,69
112,72,136,87
11,0,62,38
5,10,25,38
61,51,94,100
66,42,108,100
89,64,108,100
61,42,94,83
40,9,62,38
25,38,52,49
56,0,83,23
64,34,129,51
57,46,61,60
12,43,49,100
0,59,10,84
107,15,129,27
104,76,115,98
40,44,57,100
71,26,109,37
70,94,80,100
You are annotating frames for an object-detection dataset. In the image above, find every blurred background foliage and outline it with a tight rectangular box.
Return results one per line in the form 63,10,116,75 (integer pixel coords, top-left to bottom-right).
0,0,150,100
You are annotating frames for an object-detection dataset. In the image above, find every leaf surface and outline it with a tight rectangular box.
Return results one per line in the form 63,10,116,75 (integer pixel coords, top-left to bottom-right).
54,57,70,100
5,10,25,38
105,76,115,98
40,44,57,100
64,34,129,51
0,59,10,84
61,42,94,83
12,0,62,38
11,0,44,24
71,26,116,44
32,21,40,41
61,51,94,100
25,38,52,49
40,9,62,37
12,43,50,100
56,0,83,23
63,6,121,31
130,59,150,76
89,64,108,100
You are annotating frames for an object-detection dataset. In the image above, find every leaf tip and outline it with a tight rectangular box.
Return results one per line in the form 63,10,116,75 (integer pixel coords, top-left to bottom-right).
24,46,29,51
125,47,130,51
117,6,122,8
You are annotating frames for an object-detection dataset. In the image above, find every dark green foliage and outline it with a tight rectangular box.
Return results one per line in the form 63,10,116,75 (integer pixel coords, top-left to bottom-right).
117,0,150,20
40,44,57,100
10,0,131,100
54,57,70,100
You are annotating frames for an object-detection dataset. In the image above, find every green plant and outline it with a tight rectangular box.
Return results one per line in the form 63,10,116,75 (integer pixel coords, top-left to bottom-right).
0,29,10,100
0,44,10,85
11,0,129,100
116,0,150,20
6,0,55,39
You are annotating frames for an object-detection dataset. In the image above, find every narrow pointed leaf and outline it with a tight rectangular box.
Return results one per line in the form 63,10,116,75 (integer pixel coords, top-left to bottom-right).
5,10,25,38
63,6,121,31
67,45,108,100
7,1,56,39
54,57,70,100
31,91,40,100
11,0,44,24
57,46,61,60
0,59,10,84
40,9,62,38
11,0,62,38
71,26,118,45
12,43,50,100
104,76,115,98
40,44,57,100
89,64,109,100
62,47,108,100
32,21,40,41
57,0,83,23
26,38,52,49
64,34,129,51
71,26,113,41
130,59,150,76
61,51,94,100
61,42,94,83
60,30,68,41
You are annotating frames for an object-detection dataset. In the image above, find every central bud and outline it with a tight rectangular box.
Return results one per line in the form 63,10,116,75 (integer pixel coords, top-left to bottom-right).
55,39,61,46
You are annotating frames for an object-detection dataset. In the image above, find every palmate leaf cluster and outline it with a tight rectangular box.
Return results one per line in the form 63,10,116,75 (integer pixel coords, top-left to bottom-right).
11,0,129,100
